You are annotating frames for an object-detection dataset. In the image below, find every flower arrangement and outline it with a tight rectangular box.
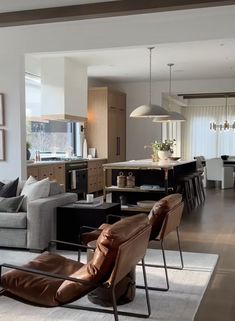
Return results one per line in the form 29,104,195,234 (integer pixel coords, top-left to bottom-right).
145,139,176,161
151,139,176,153
145,139,175,152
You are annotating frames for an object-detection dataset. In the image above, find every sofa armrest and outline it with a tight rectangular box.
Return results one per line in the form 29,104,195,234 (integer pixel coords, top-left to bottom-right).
27,193,77,251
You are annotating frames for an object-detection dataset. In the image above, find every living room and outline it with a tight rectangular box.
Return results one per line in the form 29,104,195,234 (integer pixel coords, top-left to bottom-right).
0,1,235,321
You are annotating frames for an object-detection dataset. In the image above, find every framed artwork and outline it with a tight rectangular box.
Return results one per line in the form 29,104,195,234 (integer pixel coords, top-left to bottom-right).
0,94,4,126
0,129,5,160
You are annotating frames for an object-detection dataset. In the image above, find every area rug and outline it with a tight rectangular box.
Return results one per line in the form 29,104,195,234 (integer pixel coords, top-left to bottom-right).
0,249,218,321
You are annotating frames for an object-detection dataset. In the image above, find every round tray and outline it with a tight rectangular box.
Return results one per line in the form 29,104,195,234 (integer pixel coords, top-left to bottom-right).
137,200,156,209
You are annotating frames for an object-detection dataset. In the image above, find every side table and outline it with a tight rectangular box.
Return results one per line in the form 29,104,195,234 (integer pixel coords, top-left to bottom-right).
56,202,121,250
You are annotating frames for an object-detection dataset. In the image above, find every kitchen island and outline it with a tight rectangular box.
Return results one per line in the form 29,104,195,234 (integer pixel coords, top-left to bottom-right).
103,159,196,212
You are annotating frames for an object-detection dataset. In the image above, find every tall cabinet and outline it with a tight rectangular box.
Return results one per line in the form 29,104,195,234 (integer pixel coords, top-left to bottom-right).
87,87,126,163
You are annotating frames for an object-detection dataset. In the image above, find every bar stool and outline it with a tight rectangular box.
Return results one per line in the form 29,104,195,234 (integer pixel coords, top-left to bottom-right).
179,175,195,212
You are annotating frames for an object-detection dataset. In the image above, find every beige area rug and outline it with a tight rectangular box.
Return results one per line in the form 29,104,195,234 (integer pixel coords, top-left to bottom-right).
0,249,218,321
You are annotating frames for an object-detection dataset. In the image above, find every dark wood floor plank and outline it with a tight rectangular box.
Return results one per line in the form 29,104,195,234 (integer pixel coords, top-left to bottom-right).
151,188,235,321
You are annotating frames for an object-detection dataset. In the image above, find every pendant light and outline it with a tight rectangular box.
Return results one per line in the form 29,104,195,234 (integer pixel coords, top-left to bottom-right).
153,63,186,122
130,47,169,118
210,96,235,130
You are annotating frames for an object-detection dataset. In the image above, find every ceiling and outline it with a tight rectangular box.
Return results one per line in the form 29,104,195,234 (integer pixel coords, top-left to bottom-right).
19,1,235,83
31,37,235,83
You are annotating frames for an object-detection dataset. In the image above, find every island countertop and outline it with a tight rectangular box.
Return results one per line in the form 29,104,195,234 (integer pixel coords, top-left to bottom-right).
103,159,196,170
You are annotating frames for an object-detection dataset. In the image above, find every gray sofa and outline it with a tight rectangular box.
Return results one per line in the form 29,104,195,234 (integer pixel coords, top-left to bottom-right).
0,181,77,251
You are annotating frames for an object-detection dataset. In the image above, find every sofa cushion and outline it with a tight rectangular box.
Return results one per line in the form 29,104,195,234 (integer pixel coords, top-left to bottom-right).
20,176,50,212
0,178,19,198
0,195,24,213
0,212,27,228
49,181,63,196
148,193,182,240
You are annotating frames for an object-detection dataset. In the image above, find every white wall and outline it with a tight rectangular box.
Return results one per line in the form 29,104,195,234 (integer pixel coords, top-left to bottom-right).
0,54,26,179
115,78,235,160
1,5,235,178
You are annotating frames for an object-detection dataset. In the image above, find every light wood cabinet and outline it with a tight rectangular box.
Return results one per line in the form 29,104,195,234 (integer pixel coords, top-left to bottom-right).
27,166,39,180
27,163,65,187
88,159,106,193
87,87,126,163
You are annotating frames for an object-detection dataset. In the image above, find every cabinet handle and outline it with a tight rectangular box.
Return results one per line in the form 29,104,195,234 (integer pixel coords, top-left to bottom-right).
116,137,121,156
116,137,119,155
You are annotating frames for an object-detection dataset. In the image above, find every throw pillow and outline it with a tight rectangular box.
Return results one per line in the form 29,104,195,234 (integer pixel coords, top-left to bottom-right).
20,176,50,212
0,195,24,213
0,178,19,198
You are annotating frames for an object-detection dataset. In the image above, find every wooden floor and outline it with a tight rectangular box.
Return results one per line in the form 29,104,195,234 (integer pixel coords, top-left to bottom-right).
159,188,235,321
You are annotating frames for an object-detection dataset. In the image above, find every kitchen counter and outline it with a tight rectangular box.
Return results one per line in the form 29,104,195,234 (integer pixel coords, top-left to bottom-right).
27,158,106,166
103,159,196,170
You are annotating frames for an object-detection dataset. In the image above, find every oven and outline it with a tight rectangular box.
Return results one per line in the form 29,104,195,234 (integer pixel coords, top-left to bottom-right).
65,161,88,198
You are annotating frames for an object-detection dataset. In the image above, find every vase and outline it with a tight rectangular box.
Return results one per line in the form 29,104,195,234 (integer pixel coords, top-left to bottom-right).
26,149,31,161
158,150,171,160
151,153,159,162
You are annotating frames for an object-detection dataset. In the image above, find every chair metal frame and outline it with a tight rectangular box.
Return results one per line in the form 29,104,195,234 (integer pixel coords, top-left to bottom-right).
104,201,184,292
0,234,151,321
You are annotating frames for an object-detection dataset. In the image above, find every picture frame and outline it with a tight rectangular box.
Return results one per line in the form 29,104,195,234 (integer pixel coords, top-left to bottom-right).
0,129,5,161
0,93,4,126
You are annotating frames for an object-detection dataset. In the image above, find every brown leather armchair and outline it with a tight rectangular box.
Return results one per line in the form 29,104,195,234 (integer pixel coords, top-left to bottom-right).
0,214,152,321
81,193,184,292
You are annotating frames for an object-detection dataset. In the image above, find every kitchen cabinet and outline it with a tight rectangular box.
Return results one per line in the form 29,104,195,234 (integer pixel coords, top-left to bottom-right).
88,159,106,193
27,166,39,180
87,87,126,163
27,163,66,188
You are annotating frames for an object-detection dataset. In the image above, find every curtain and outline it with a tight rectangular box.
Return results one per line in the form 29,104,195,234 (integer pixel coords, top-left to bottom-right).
181,103,235,159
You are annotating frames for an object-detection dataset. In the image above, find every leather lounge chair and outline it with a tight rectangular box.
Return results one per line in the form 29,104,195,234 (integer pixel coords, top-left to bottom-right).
81,193,185,292
0,214,152,321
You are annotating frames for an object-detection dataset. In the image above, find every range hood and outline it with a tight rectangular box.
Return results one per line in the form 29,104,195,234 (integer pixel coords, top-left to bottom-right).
41,57,87,122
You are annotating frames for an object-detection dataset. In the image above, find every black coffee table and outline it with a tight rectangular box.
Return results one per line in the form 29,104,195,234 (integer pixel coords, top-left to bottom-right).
56,202,121,250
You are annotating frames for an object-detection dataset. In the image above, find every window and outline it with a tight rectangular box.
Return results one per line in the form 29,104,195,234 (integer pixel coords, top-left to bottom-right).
181,98,235,159
25,73,82,158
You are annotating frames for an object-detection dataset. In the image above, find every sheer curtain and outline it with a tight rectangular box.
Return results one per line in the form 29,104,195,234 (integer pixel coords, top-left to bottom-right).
181,102,235,159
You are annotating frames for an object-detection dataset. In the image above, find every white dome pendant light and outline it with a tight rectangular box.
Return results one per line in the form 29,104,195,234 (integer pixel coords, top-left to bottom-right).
130,47,169,118
153,63,186,122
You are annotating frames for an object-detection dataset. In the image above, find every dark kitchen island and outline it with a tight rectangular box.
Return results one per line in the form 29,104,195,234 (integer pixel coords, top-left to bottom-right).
103,159,197,212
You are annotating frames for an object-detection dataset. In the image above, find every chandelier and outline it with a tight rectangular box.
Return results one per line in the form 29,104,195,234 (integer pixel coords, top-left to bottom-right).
210,96,235,130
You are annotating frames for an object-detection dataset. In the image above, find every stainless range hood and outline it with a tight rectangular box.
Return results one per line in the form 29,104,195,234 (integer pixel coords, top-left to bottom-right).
41,57,88,122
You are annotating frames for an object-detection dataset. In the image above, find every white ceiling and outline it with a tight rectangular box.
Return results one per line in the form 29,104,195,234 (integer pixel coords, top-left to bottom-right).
32,37,235,83
19,1,235,83
0,0,117,13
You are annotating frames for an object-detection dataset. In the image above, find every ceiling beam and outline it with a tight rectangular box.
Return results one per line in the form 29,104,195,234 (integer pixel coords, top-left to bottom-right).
178,92,235,99
0,0,235,27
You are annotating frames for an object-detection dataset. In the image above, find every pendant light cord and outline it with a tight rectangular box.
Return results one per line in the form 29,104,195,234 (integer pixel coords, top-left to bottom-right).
148,47,154,106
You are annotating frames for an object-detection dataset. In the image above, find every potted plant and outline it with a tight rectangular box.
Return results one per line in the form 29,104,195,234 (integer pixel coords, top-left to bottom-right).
145,139,175,161
26,141,31,160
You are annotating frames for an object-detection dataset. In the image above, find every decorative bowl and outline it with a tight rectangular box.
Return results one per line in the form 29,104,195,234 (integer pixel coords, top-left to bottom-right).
221,155,229,160
170,156,181,161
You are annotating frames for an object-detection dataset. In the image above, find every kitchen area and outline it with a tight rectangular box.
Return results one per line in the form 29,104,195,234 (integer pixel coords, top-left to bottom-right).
25,57,126,198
